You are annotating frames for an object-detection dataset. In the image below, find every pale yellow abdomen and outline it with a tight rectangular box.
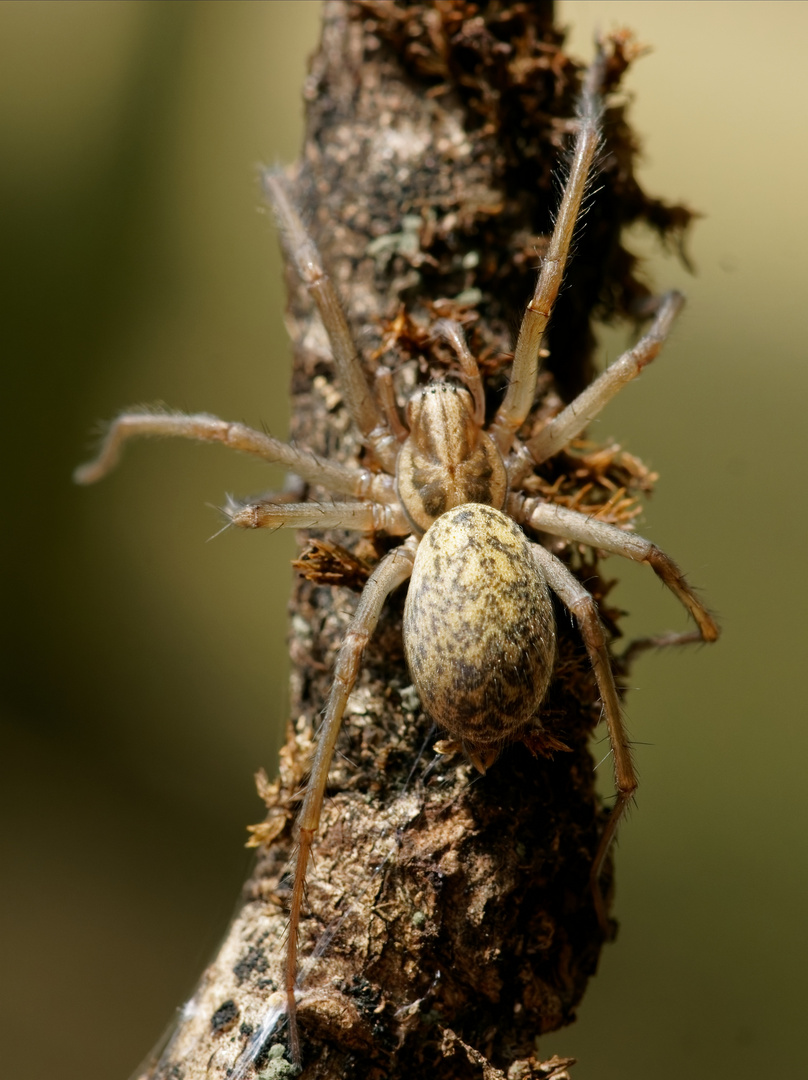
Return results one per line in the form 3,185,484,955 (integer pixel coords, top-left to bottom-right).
403,504,556,750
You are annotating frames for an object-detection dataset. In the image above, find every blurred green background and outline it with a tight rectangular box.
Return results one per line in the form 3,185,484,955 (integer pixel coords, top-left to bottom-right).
1,2,805,1077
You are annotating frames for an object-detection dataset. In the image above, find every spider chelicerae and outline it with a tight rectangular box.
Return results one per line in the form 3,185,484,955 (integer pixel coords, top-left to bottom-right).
75,51,718,1064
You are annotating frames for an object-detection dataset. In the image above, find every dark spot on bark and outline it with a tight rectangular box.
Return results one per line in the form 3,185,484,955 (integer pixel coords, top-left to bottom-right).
211,998,239,1034
233,943,269,984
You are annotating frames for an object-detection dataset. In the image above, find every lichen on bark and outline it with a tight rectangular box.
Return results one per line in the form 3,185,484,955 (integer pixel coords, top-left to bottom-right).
136,3,695,1078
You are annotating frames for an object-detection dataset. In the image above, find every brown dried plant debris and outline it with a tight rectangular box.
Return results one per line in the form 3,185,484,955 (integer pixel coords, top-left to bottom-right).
349,1,697,397
292,538,375,591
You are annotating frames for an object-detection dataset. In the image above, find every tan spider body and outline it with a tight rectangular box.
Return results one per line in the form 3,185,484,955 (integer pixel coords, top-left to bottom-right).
75,52,718,1064
404,503,556,760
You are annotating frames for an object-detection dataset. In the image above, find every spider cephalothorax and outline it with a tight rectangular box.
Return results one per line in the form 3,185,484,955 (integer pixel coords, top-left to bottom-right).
76,48,718,1065
397,382,508,529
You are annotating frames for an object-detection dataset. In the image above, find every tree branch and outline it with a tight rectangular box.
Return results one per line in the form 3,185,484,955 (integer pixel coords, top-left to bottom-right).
135,3,695,1077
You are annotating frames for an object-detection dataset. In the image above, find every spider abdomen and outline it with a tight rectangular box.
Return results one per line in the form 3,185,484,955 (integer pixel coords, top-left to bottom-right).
403,504,556,754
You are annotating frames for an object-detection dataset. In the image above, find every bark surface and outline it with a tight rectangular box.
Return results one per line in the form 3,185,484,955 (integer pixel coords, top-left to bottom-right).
137,3,693,1078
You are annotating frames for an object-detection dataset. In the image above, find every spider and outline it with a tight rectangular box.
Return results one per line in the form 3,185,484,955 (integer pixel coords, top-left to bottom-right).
75,53,718,1064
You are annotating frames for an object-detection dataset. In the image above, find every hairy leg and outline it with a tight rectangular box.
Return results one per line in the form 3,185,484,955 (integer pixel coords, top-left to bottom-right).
531,541,634,928
513,290,684,477
489,51,606,454
74,407,397,503
227,497,410,535
513,495,719,644
284,539,416,1062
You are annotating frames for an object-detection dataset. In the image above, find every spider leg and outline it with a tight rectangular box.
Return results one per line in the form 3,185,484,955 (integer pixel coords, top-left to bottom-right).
263,173,398,472
227,497,411,535
73,408,397,503
619,629,708,665
513,495,720,644
375,367,409,443
512,290,684,476
489,51,606,454
531,541,635,928
284,539,416,1063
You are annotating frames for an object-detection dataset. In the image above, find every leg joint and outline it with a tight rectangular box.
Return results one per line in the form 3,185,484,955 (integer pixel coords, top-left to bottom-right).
570,594,607,650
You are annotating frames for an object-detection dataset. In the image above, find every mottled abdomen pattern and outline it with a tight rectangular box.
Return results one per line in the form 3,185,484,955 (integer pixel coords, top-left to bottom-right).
403,504,556,750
